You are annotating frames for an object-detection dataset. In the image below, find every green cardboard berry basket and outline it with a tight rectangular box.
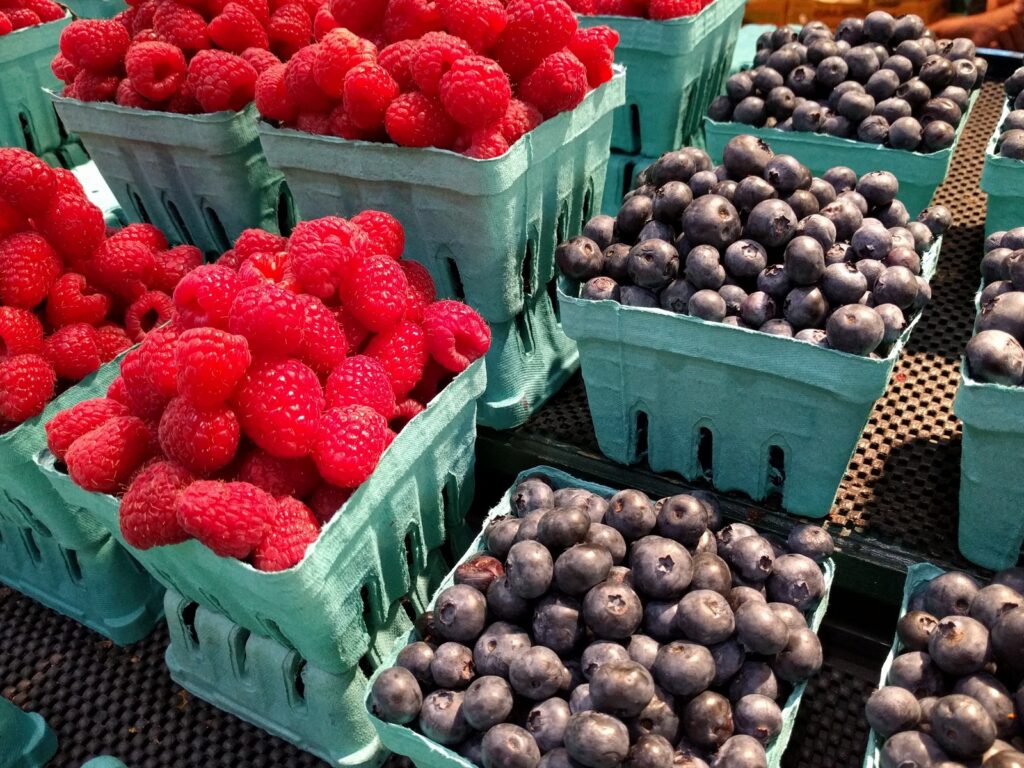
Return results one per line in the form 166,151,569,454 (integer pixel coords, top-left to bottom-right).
81,760,130,768
703,89,981,218
38,359,486,675
0,698,58,768
601,150,655,216
861,561,947,767
555,238,940,519
979,100,1021,237
63,0,125,18
578,0,746,155
364,465,835,768
47,97,295,257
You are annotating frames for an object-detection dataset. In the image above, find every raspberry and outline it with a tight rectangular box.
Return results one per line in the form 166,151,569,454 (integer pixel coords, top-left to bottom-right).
125,290,175,341
284,44,333,113
36,193,106,263
91,239,157,302
95,324,133,361
44,274,108,329
116,78,160,109
496,98,542,144
125,41,187,102
152,245,203,294
385,91,458,149
187,50,257,113
119,460,193,549
209,2,269,52
391,397,425,429
228,282,306,357
237,248,292,287
297,294,347,375
397,260,435,322
323,104,368,139
0,10,10,34
50,168,87,198
423,299,490,371
159,396,241,475
166,81,202,114
593,0,647,12
252,496,319,571
384,0,443,43
23,0,65,19
175,326,251,408
438,0,506,52
6,8,39,29
136,326,180,397
240,46,281,74
120,347,173,421
312,405,387,487
458,125,509,158
410,357,450,403
0,148,57,218
59,19,130,74
287,216,369,299
71,70,120,102
410,31,473,96
268,2,311,61
0,306,44,359
173,263,245,329
238,449,319,498
51,53,79,85
0,200,26,241
496,0,577,80
295,109,331,133
234,358,324,458
176,480,277,558
378,40,417,92
107,375,129,405
351,210,404,262
343,253,409,333
439,54,509,129
65,415,153,494
208,0,270,23
43,323,101,381
569,25,618,86
235,228,288,260
0,232,61,310
130,0,158,34
338,306,370,352
312,28,377,98
325,354,395,418
108,222,168,252
566,0,596,10
328,0,385,35
366,320,429,398
342,63,398,131
648,0,699,17
46,397,131,461
312,7,337,40
518,50,588,118
0,354,54,423
255,63,297,122
153,3,209,52
307,482,350,523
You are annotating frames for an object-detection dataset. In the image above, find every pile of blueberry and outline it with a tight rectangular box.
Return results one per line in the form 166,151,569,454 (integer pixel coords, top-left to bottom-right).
370,475,833,768
865,568,1024,768
556,135,951,357
965,229,1024,386
995,67,1024,160
707,15,984,153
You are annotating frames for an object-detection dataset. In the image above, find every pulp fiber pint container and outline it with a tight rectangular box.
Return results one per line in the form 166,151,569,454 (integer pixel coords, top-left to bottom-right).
0,698,58,768
556,238,940,519
861,562,947,767
48,97,294,257
979,100,1022,236
601,150,656,216
704,89,981,218
61,0,125,17
39,360,486,675
257,71,625,429
365,465,836,768
578,0,746,155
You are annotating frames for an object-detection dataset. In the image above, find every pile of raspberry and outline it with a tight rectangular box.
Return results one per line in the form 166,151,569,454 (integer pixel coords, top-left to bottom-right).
567,0,713,20
0,0,64,36
46,212,491,573
0,147,200,428
254,0,619,158
51,0,319,111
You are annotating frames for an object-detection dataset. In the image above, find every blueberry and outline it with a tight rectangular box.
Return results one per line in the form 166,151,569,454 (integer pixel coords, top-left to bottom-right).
925,571,980,617
723,135,774,180
1006,111,1024,132
845,45,880,83
795,328,829,347
603,243,631,282
954,673,1017,739
682,195,743,252
924,120,956,152
745,199,798,248
539,507,593,552
808,179,837,211
786,190,820,220
966,331,1024,385
570,684,594,714
781,235,824,286
554,543,614,595
881,54,913,84
481,724,541,768
795,214,837,251
970,585,1023,630
651,151,698,186
839,90,876,123
533,594,583,656
525,697,571,753
707,95,734,122
625,734,675,768
773,626,823,682
767,46,801,77
856,258,886,289
874,96,912,125
582,276,621,302
733,97,767,126
710,638,747,687
907,221,934,253
887,651,945,697
729,586,767,612
652,641,715,697
816,55,849,88
370,667,423,724
897,610,938,651
735,600,791,655
786,65,819,98
840,190,870,215
791,100,825,132
986,248,1019,284
896,76,932,110
462,675,515,730
617,196,654,243
783,286,828,330
752,67,785,95
556,236,604,282
766,553,824,610
722,239,769,283
938,84,970,110
626,635,660,671
689,170,719,198
865,686,921,737
765,156,812,197
766,87,797,121
893,14,925,43
620,285,660,309
734,694,783,745
711,735,767,768
474,622,531,677
420,689,470,745
397,641,435,688
683,692,735,750
583,215,616,252
432,641,476,689
630,535,694,600
655,494,710,546
757,263,791,303
885,246,921,274
656,279,695,314
584,580,644,639
868,65,905,104
807,37,839,64
977,292,1024,343
931,694,997,758
590,660,656,718
676,589,736,645
626,240,679,292
653,181,693,224
880,731,949,768
719,285,747,316
990,607,1024,671
434,584,488,642
858,115,891,144
822,165,858,194
995,567,1024,593
760,318,794,337
643,600,679,641
821,198,864,241
684,244,726,290
872,265,919,310
690,290,728,322
729,661,778,701
638,220,675,244
920,54,954,90
985,749,1024,767
690,552,733,596
564,712,631,768
604,489,655,541
716,521,757,559
726,535,776,583
510,646,568,700
922,97,962,127
506,540,554,599
487,575,532,623
826,304,885,355
725,72,755,103
889,116,923,150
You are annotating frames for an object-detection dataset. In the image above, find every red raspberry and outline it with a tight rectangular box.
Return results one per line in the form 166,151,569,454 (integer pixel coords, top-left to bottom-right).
234,358,324,458
410,31,473,96
238,449,319,498
457,125,509,158
176,480,277,559
95,324,133,361
228,282,306,357
338,306,370,353
307,482,350,523
153,3,209,52
59,19,130,74
343,63,398,131
119,460,193,549
0,200,26,241
0,148,57,218
518,50,589,118
116,78,160,109
295,109,331,133
328,0,385,35
50,168,87,198
496,0,577,79
108,223,168,253
351,210,404,261
240,47,281,74
176,326,251,408
6,8,39,29
65,415,153,494
398,260,435,322
91,239,157,302
187,50,258,113
268,2,311,60
208,0,270,23
130,0,158,33
0,306,44,359
569,25,618,87
107,375,129,405
173,263,245,329
438,0,506,52
384,0,443,43
391,397,425,429
120,346,173,421
384,91,458,149
136,326,180,397
125,41,187,102
378,39,417,92
166,81,202,113
252,495,319,571
496,97,542,144
152,244,203,294
0,354,54,423
438,54,509,130
51,52,79,85
648,0,699,17
566,0,596,10
593,0,647,12
423,299,490,372
71,70,120,102
209,3,269,53
325,354,395,418
313,28,377,98
45,274,109,329
237,248,293,287
313,7,337,40
312,404,387,487
0,232,61,310
342,253,409,333
410,357,450,403
0,11,11,34
324,104,372,139
43,323,101,381
23,0,65,19
36,193,106,263
297,294,347,375
125,290,175,341
255,63,297,122
159,396,241,475
287,216,369,299
365,320,428,399
283,44,332,113
234,228,288,260
46,397,131,461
